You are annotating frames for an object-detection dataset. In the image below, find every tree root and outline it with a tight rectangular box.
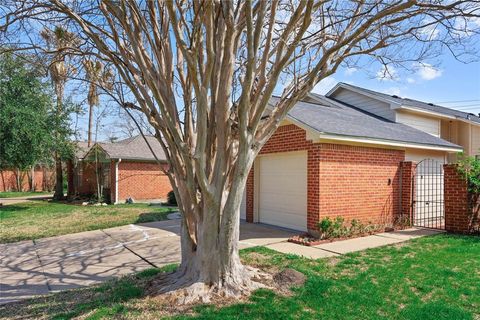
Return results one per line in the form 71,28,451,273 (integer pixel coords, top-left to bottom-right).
146,266,272,305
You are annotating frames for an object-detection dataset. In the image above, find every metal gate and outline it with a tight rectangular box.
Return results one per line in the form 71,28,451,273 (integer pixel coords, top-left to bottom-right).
412,159,445,229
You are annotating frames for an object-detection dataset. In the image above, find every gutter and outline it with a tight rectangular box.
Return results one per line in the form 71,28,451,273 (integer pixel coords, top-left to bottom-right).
317,133,463,153
114,158,122,204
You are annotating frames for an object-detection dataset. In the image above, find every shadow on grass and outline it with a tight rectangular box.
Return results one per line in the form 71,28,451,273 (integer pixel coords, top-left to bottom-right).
0,205,29,213
135,208,177,223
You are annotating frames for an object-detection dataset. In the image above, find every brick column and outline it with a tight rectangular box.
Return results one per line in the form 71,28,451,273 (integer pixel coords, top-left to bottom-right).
307,146,321,233
400,161,416,225
444,164,471,233
246,165,254,223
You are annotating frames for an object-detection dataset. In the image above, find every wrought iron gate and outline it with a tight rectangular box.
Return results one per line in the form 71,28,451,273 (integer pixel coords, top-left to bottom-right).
412,159,445,229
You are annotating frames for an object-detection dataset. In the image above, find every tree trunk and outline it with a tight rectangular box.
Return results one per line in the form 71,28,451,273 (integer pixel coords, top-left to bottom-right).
87,103,93,147
53,155,64,200
153,179,267,304
30,166,35,191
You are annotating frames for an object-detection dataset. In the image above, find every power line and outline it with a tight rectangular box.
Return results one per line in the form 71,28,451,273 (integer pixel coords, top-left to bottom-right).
434,99,480,104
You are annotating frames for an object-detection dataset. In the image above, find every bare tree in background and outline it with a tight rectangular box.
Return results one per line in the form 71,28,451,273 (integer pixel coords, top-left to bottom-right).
82,59,114,146
2,0,479,303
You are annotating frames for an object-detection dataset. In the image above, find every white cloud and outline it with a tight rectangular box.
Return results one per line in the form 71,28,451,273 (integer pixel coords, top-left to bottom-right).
376,65,398,81
406,77,416,84
414,63,443,80
312,76,338,95
344,67,357,76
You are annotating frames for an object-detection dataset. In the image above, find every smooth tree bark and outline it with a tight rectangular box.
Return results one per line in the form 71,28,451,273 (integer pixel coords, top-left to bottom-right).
2,0,479,302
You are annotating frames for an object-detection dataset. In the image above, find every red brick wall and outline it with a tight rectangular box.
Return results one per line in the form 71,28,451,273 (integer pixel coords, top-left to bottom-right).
117,161,171,201
0,167,53,192
78,161,97,195
319,144,404,226
444,164,478,233
246,123,405,232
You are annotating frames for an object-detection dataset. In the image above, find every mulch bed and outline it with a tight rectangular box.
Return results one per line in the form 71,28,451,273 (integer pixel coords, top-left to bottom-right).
288,227,398,247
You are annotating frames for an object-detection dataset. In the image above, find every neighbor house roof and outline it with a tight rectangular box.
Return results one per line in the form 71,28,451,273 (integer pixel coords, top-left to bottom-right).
270,94,462,152
74,141,90,160
327,82,480,124
86,135,167,162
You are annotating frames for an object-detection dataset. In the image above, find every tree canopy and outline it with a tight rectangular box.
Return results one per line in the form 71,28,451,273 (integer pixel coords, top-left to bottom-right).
0,52,75,171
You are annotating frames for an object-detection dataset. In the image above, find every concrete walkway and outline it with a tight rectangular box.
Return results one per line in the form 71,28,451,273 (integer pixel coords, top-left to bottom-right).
0,194,53,206
0,221,442,304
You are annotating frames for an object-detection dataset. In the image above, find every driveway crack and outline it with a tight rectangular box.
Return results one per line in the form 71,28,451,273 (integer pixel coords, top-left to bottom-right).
32,239,52,292
100,230,158,269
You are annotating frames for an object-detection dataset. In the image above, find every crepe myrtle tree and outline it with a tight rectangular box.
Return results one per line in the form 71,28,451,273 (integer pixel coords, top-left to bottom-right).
2,0,479,302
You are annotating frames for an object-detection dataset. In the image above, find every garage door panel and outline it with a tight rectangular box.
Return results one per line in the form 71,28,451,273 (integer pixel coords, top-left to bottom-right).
258,152,307,231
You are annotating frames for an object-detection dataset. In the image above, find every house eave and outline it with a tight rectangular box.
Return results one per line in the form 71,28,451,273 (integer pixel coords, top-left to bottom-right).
316,133,463,153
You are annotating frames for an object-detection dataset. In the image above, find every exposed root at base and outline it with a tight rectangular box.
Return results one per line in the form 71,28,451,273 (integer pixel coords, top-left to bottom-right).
146,266,272,306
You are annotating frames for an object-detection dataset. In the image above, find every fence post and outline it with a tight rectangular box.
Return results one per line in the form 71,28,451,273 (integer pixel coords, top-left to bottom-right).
443,164,473,233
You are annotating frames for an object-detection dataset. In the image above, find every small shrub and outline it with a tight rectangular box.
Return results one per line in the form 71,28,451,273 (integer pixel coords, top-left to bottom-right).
318,217,349,239
167,190,177,206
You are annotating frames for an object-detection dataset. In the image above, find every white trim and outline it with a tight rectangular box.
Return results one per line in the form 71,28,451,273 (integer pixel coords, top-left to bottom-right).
317,133,463,152
114,158,122,204
397,106,456,120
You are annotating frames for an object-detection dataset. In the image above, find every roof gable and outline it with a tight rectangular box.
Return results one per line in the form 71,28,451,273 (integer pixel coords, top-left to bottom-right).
327,82,480,124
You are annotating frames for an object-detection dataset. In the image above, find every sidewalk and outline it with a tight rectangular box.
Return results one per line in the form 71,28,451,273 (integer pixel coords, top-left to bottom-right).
265,228,444,259
0,194,53,206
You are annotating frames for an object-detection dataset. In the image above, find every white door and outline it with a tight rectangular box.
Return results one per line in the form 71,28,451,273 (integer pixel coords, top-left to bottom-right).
240,188,246,220
258,151,308,231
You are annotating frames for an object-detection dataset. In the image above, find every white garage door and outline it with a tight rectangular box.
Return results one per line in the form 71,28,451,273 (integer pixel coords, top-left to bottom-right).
240,188,246,220
258,151,307,231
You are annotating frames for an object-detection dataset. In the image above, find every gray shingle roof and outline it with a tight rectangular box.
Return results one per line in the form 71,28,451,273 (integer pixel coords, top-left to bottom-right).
270,94,461,150
332,82,480,124
97,135,167,161
74,141,90,159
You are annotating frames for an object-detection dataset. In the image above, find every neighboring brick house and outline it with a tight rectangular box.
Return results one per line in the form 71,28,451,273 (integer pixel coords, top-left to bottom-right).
69,136,171,203
240,94,462,233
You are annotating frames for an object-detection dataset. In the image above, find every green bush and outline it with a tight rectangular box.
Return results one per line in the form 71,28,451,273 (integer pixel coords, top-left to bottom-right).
318,217,382,239
456,152,480,195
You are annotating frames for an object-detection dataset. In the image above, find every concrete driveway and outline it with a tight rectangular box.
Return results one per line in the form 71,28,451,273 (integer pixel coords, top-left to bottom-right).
0,220,296,304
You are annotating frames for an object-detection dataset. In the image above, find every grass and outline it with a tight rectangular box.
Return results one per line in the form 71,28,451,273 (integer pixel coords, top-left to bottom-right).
1,234,479,319
0,201,177,243
0,191,52,198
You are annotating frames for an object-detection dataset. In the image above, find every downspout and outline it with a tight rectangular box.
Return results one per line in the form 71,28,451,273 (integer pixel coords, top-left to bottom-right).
115,158,122,204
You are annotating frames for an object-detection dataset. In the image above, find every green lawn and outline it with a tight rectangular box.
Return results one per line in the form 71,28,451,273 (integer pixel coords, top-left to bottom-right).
0,191,52,198
1,234,478,320
0,201,176,243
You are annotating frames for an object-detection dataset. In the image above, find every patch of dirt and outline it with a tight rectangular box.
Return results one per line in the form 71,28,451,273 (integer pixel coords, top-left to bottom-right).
327,257,341,267
273,268,306,288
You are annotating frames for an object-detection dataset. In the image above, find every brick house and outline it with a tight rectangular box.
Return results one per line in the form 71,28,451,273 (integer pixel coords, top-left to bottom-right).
70,87,474,234
69,136,171,203
240,93,463,233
